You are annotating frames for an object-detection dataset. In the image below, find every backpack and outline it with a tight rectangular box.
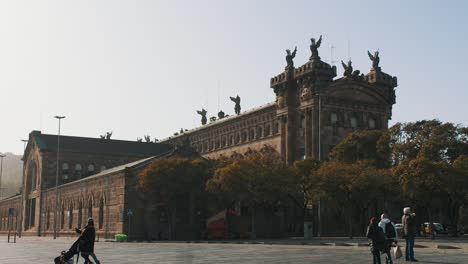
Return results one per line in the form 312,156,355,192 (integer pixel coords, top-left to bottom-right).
385,222,396,238
375,227,387,244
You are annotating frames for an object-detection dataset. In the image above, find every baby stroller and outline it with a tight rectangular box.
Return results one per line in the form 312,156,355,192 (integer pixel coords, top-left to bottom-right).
54,239,80,264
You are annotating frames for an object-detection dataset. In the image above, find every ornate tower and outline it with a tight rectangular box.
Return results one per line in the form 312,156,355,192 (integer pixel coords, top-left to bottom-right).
271,36,336,163
271,39,396,164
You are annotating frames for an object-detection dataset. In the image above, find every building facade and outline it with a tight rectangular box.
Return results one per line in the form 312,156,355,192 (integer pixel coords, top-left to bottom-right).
0,38,397,239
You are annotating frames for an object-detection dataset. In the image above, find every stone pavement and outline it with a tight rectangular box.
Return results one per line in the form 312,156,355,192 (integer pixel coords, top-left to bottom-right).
1,236,467,263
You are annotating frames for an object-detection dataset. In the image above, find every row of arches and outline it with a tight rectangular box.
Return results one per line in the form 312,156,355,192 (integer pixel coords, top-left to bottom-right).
44,193,106,232
194,121,280,154
0,208,18,231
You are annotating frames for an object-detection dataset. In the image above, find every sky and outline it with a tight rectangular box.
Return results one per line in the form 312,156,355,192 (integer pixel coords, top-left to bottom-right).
0,0,467,154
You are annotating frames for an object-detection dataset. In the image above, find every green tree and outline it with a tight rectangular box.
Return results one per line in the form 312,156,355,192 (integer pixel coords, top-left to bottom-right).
317,161,385,238
290,159,321,224
389,121,468,231
206,151,293,238
329,130,391,168
138,157,212,238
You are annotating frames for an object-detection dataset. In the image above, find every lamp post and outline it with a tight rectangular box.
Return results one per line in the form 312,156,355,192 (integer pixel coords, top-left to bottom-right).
317,94,322,238
53,115,65,239
0,154,5,200
18,139,28,237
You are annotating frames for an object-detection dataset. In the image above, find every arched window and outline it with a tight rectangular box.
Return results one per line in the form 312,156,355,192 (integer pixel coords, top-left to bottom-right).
300,114,306,128
241,131,247,142
60,205,65,230
330,112,338,125
265,125,271,136
88,199,93,218
62,163,69,181
77,201,83,229
273,122,279,134
368,118,376,129
249,129,255,140
98,197,104,230
68,204,73,229
74,164,82,179
87,164,95,176
350,116,358,130
257,127,263,138
46,207,50,230
29,163,38,191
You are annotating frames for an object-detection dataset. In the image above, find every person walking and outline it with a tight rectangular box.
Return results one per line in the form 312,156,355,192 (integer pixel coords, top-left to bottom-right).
402,207,418,262
76,218,101,264
367,217,386,264
379,213,397,264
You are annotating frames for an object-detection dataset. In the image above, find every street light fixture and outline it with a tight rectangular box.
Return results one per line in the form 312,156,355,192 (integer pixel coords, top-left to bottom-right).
18,139,28,238
53,115,65,240
0,154,5,200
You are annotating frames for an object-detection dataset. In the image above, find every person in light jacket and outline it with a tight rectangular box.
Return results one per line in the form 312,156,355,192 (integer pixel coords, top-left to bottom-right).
379,213,397,264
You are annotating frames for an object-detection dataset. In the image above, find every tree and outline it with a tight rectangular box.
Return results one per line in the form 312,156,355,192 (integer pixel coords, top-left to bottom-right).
290,159,321,224
317,161,387,238
389,121,468,232
329,129,391,168
138,157,212,238
206,151,293,238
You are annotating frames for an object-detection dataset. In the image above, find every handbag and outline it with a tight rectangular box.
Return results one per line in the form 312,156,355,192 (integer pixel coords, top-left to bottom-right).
393,245,402,259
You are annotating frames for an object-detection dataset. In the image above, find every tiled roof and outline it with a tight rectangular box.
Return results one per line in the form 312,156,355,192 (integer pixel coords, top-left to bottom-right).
31,131,172,156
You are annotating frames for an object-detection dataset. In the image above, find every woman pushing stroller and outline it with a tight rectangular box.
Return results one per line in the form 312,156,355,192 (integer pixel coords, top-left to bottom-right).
55,218,101,264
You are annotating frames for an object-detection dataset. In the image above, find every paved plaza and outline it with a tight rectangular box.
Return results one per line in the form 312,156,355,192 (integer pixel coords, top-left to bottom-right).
1,236,468,263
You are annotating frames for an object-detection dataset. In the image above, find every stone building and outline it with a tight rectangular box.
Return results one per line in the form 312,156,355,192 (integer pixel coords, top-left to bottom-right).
0,37,397,239
162,41,396,165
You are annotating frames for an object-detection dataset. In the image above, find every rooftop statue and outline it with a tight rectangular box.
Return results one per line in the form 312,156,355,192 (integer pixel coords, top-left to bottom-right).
341,60,353,78
218,110,225,119
197,108,207,125
105,131,112,140
230,95,241,115
285,46,297,68
368,50,380,69
309,35,322,59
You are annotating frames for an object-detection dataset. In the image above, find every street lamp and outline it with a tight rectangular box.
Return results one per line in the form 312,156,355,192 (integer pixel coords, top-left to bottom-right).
0,154,5,200
53,115,65,239
18,139,28,238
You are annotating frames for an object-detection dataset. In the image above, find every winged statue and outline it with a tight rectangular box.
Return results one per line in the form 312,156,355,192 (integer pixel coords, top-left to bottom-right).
310,35,322,59
368,50,380,69
197,108,208,125
285,46,297,68
230,95,241,115
341,60,353,78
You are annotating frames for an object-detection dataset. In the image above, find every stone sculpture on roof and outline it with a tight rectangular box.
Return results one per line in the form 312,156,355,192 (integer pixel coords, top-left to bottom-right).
197,108,207,125
341,60,353,78
309,35,322,59
285,46,297,69
368,50,380,69
230,95,241,115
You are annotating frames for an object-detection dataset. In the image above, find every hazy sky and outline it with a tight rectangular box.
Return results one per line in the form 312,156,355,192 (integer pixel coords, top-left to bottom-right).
1,0,467,154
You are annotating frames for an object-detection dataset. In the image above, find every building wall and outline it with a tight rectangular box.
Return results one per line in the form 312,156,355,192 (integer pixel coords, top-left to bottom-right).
26,170,126,238
162,104,282,159
0,196,21,235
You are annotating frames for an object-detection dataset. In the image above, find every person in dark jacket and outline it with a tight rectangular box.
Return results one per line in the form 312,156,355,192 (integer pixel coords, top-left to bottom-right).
379,213,397,264
402,207,418,262
76,218,101,264
366,217,386,264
